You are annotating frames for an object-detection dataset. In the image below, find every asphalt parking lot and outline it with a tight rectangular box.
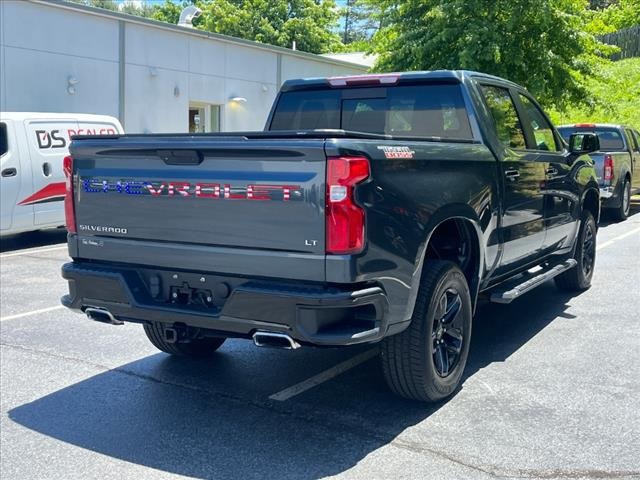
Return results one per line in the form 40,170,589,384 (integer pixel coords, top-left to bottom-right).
1,203,639,480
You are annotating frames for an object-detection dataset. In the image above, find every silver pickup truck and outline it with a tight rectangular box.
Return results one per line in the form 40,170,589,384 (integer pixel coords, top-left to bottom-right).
558,124,640,221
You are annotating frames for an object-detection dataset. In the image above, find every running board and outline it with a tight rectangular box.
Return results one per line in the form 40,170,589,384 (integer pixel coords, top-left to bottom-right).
490,259,577,304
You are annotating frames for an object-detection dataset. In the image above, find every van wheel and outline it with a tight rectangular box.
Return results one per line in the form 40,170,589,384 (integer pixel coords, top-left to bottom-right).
143,322,225,357
380,260,472,402
609,178,631,222
555,210,596,292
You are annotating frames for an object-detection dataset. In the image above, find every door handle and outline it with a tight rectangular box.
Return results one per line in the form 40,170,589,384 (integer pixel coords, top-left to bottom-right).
1,168,17,177
505,169,520,180
546,167,558,176
42,162,52,177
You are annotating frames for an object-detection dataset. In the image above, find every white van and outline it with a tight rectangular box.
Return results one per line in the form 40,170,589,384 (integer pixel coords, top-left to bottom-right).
0,112,124,236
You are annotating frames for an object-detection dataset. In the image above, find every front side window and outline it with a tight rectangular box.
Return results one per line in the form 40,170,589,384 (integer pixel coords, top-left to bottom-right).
480,85,526,149
518,95,561,152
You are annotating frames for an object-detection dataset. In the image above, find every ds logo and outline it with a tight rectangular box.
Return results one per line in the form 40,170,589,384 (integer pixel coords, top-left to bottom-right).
36,130,67,149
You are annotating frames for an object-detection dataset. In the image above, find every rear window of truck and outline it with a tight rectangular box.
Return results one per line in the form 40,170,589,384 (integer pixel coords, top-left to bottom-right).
270,84,473,140
557,126,626,151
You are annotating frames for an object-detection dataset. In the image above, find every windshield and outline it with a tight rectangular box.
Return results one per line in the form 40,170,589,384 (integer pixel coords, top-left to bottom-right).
557,126,626,151
269,83,473,140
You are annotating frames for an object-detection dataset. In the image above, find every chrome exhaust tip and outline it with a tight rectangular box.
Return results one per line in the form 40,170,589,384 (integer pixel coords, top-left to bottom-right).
84,307,123,325
252,331,300,350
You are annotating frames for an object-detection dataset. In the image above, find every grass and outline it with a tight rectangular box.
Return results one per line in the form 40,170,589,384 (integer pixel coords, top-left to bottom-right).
548,57,640,128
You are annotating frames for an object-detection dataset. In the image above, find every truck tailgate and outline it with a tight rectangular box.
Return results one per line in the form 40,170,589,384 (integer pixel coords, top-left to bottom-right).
70,136,326,278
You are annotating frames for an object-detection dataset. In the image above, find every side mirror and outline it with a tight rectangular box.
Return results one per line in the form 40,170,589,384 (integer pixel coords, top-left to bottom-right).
568,132,600,154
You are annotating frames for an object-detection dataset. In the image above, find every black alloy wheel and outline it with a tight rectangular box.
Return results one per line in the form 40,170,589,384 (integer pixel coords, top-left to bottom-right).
581,219,595,279
431,289,464,377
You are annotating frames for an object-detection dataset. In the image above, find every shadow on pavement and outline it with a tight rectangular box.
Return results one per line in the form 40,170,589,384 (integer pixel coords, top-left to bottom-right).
8,278,583,479
0,229,67,253
598,196,640,227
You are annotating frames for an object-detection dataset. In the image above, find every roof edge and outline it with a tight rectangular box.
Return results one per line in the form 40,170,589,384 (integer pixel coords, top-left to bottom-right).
30,0,369,72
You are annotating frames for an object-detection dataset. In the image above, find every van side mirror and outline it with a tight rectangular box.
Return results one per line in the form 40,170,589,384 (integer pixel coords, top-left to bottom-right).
568,132,599,154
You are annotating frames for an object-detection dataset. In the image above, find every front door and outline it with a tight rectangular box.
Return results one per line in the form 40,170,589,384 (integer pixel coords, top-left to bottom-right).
480,85,546,275
515,93,578,251
1,120,33,232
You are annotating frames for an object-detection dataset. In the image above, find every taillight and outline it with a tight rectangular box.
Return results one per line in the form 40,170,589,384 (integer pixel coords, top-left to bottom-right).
326,156,370,254
603,154,614,183
63,155,76,233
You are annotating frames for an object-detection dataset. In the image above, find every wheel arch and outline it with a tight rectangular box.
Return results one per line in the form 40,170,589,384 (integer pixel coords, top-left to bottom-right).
403,205,484,321
582,187,600,224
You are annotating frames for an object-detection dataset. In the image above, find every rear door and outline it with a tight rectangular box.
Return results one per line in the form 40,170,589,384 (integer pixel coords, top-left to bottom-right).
479,84,546,274
514,93,578,251
23,118,76,226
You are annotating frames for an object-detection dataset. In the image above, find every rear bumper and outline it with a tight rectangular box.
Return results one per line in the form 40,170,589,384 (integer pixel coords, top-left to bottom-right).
61,262,389,347
599,186,614,199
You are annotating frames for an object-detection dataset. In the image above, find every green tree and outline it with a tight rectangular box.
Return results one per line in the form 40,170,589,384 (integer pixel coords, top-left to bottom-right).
198,0,343,53
151,0,196,25
371,0,613,107
342,0,381,44
586,0,640,33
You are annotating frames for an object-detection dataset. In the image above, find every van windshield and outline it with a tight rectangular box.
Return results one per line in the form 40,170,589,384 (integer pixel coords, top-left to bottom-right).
269,84,473,140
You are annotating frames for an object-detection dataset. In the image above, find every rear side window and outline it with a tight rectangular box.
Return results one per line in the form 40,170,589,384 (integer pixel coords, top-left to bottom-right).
480,85,526,149
557,127,626,151
0,123,8,156
632,130,640,152
270,84,473,140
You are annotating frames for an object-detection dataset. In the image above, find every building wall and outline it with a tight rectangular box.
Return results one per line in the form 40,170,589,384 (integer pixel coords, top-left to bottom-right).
0,1,367,133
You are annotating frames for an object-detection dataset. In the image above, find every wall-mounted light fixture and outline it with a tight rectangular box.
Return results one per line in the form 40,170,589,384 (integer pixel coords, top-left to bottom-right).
149,66,159,77
229,96,247,104
67,75,79,95
174,86,180,97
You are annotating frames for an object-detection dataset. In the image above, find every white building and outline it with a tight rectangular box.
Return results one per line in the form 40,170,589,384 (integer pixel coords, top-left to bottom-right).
0,0,368,133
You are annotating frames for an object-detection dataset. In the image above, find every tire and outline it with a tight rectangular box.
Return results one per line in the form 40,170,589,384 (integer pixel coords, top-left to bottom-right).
609,178,631,222
380,260,472,402
555,210,597,292
143,322,225,357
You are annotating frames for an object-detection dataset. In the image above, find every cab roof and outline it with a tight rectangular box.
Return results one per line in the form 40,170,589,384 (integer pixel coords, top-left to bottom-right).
280,70,521,92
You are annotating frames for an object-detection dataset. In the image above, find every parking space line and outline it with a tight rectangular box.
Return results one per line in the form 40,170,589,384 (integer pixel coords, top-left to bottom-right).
269,349,378,402
0,245,67,259
0,305,65,322
597,226,640,251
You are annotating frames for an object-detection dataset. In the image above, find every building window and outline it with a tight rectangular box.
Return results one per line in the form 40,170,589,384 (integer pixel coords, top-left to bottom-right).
189,103,221,133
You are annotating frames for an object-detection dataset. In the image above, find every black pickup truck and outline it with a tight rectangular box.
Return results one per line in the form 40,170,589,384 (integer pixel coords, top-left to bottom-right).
61,71,601,402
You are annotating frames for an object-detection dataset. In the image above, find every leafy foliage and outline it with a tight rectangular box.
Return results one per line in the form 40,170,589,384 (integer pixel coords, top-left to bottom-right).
198,0,343,53
548,57,640,128
370,0,616,108
341,0,382,44
585,0,640,33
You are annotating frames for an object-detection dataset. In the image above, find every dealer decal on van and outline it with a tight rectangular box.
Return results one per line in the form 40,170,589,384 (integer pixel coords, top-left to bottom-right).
17,183,66,206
